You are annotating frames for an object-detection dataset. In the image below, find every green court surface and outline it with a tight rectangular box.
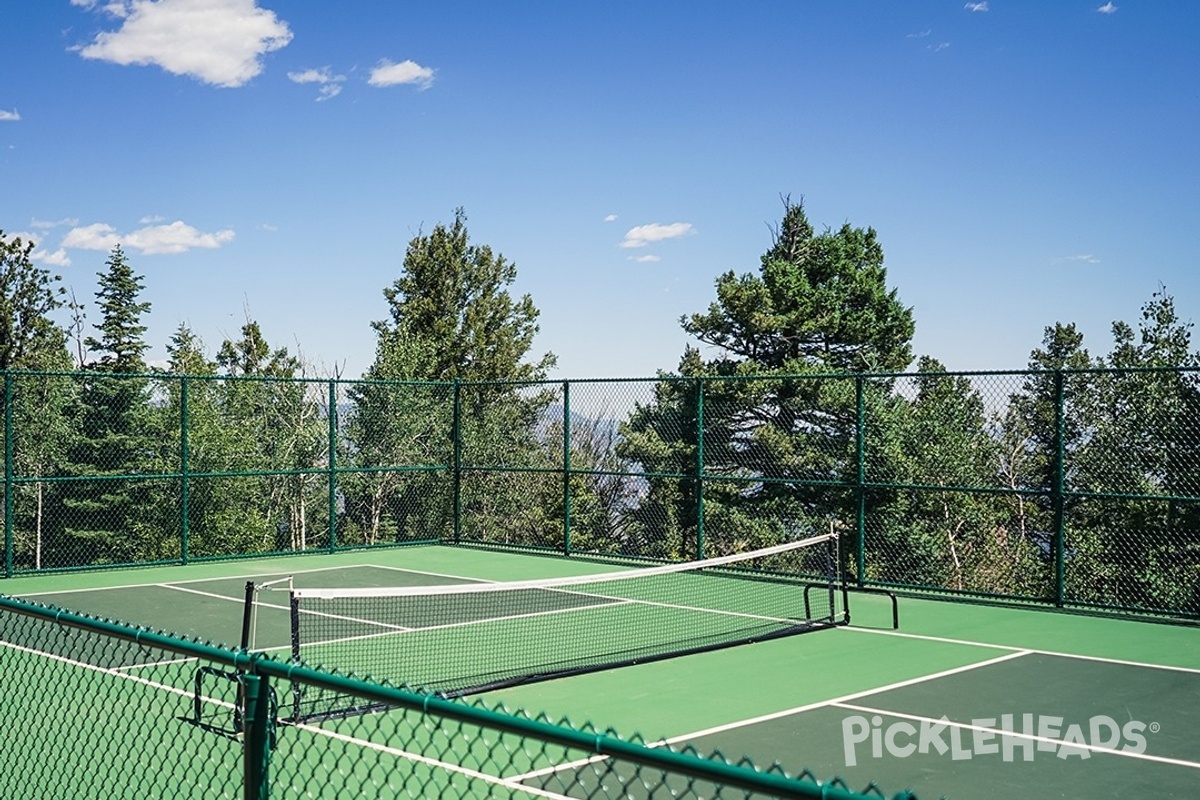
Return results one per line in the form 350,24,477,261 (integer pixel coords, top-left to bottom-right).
3,544,1199,799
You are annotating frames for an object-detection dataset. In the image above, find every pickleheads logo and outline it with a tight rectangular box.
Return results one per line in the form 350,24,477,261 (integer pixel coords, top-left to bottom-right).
841,713,1153,766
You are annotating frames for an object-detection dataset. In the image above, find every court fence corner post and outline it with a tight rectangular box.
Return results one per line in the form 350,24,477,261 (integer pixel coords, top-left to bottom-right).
241,670,273,800
562,379,571,556
327,378,338,553
855,374,866,588
3,371,12,578
694,377,705,562
1052,369,1067,608
452,378,462,546
180,375,190,565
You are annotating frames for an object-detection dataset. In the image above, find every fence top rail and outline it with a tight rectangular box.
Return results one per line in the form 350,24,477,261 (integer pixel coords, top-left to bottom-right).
4,364,1199,387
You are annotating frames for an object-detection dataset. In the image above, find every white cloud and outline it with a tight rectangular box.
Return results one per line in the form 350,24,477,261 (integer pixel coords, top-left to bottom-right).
368,59,435,89
965,2,988,11
38,248,73,267
60,220,235,255
620,222,694,249
1097,2,1117,13
907,30,932,39
61,223,123,251
930,42,951,52
0,108,19,122
604,214,618,222
125,220,235,254
75,0,293,88
288,66,346,100
630,255,660,263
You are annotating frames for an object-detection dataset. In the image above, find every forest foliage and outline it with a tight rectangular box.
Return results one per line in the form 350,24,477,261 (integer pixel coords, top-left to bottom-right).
2,207,1198,616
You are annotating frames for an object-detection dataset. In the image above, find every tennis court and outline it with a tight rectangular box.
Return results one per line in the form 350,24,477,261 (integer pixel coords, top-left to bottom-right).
3,544,1199,799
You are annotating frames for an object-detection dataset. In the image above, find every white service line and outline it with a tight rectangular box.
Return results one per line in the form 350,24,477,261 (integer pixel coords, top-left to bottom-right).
841,625,1200,675
510,649,1034,782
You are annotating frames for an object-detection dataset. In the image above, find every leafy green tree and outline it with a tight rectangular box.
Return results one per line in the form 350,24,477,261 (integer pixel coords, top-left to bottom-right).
215,320,327,553
0,230,67,371
1069,290,1200,611
882,358,1045,594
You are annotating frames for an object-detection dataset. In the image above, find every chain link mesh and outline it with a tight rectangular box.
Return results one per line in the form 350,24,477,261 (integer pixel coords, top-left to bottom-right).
0,595,914,800
3,368,1198,617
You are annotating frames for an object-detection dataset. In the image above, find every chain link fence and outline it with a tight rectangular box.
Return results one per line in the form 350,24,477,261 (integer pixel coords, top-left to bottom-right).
3,368,1199,619
0,594,915,800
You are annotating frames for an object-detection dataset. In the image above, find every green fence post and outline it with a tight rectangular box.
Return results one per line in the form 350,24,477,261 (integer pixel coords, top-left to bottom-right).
1053,370,1066,608
4,372,12,578
855,375,866,587
180,376,190,565
694,378,705,561
241,672,273,800
453,379,462,545
562,380,572,555
327,379,338,553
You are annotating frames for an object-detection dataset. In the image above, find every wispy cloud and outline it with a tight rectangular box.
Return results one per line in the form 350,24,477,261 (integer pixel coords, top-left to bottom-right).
74,0,292,88
965,2,989,11
604,214,618,222
630,255,660,263
620,222,694,249
0,108,19,122
1062,254,1101,264
368,59,435,90
288,66,346,100
61,220,235,255
907,30,932,39
1097,2,1118,14
30,217,79,229
930,42,950,52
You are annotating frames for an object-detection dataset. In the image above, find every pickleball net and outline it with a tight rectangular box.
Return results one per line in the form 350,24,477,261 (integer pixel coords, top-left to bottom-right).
259,533,848,722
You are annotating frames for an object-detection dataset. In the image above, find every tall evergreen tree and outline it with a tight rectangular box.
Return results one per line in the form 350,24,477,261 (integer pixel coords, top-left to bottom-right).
345,209,559,547
619,198,915,557
53,246,160,566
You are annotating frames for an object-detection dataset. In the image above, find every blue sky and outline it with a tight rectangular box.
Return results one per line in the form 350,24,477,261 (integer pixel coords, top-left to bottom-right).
2,1,1197,380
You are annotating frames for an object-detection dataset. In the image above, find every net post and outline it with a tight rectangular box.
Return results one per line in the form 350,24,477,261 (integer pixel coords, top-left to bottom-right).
240,581,256,651
289,590,302,721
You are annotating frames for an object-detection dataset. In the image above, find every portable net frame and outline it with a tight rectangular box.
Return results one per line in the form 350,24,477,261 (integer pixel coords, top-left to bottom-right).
256,533,848,722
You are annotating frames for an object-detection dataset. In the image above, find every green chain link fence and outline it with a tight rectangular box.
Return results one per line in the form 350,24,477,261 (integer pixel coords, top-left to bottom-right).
0,594,916,800
3,367,1199,620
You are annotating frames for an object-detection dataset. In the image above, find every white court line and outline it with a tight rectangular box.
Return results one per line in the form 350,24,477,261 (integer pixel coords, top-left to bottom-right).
832,701,1200,771
159,583,248,604
510,649,1034,782
1,636,572,799
0,638,217,706
290,722,577,800
840,625,1200,675
9,561,484,599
